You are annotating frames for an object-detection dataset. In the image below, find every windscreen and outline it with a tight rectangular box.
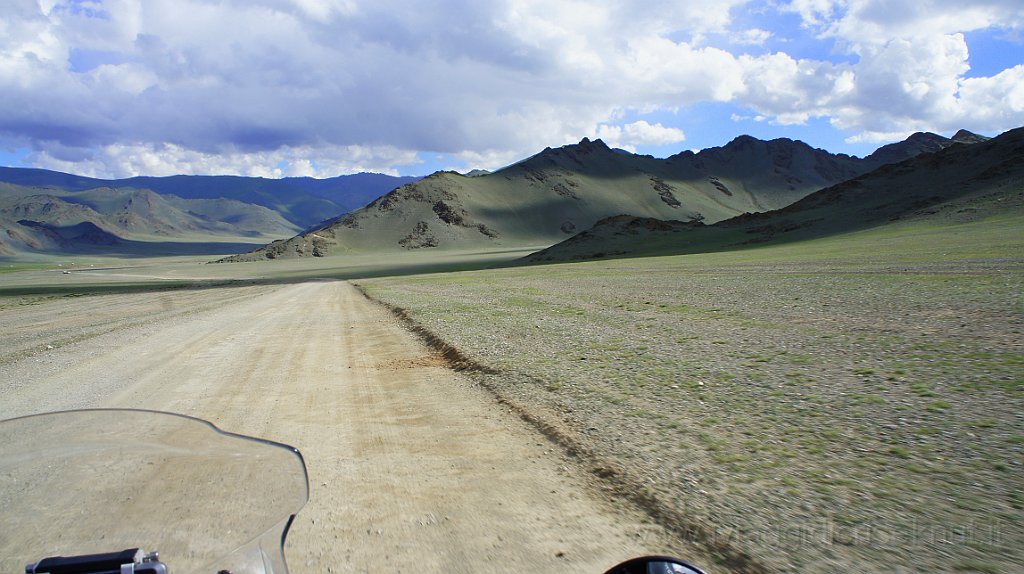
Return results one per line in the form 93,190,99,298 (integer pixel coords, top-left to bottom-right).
0,409,308,574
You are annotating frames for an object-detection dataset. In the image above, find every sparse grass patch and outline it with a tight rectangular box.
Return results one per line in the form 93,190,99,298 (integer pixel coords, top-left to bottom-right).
785,353,813,364
910,382,939,397
625,408,660,419
888,446,911,458
854,393,887,405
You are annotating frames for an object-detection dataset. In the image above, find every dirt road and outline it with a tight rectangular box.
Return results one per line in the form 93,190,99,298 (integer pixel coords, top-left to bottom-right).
1,281,696,573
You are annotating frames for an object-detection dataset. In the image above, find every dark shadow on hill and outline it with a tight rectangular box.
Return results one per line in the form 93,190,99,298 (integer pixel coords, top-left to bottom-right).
0,167,421,229
9,220,272,258
0,252,524,297
77,239,273,257
507,126,1024,267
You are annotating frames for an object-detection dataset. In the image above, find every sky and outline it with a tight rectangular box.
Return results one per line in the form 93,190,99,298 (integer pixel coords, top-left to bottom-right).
1,0,1022,179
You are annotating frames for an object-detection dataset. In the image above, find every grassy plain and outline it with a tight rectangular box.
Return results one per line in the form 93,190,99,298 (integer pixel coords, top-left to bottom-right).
358,215,1024,574
0,247,539,297
3,212,1020,573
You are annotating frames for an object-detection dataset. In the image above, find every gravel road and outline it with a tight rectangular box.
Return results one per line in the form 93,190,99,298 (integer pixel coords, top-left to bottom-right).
0,281,703,573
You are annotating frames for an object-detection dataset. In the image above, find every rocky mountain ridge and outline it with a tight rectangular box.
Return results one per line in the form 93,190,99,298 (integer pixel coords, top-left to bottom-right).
220,129,986,262
523,127,1020,262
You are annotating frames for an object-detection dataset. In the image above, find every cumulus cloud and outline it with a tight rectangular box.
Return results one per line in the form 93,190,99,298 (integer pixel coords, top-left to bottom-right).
0,0,751,175
735,28,773,46
824,0,1024,47
759,0,1024,137
0,0,1022,177
591,121,686,151
26,141,420,178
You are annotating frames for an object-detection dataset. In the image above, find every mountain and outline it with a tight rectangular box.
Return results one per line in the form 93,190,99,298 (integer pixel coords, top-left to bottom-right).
5,220,122,255
0,182,301,256
951,129,991,145
858,129,989,166
219,131,970,262
862,132,956,165
0,168,419,229
522,127,1022,263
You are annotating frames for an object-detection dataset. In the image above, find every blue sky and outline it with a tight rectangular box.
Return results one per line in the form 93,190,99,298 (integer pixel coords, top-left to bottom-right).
1,0,1022,178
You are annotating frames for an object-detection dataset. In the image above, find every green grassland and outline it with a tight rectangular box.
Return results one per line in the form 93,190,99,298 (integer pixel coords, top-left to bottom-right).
0,247,539,297
357,214,1024,573
3,200,1020,573
3,130,1020,573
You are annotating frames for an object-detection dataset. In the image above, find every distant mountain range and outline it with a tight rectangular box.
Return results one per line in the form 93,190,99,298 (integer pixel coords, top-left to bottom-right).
0,168,420,228
219,129,988,262
0,170,418,257
523,128,1020,263
0,129,1000,260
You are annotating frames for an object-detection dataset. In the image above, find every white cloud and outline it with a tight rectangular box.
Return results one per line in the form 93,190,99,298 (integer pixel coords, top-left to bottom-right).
737,51,853,124
26,141,420,178
86,62,157,94
623,121,687,145
831,1,1024,47
954,65,1024,125
1,0,1023,177
591,120,686,151
290,0,358,22
3,0,756,176
761,1,1024,138
844,130,919,145
784,0,843,28
441,148,530,173
735,28,773,46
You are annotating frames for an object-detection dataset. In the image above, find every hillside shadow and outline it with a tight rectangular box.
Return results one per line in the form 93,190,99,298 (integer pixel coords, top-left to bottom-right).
0,249,526,297
69,239,271,258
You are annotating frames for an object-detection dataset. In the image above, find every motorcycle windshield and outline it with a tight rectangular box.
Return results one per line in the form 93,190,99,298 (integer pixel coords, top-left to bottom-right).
0,409,309,574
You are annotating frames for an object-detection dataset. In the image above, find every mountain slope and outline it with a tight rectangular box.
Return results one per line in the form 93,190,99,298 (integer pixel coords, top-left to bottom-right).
220,131,972,262
0,182,301,256
523,127,1023,263
218,136,886,261
0,168,419,229
862,131,958,165
6,220,122,254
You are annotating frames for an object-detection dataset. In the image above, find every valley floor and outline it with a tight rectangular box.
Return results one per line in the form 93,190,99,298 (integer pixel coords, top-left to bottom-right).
3,216,1021,574
358,251,1024,574
0,281,699,573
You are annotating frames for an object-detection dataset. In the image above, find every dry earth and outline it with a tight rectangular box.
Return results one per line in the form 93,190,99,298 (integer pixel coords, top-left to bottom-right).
0,281,709,573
